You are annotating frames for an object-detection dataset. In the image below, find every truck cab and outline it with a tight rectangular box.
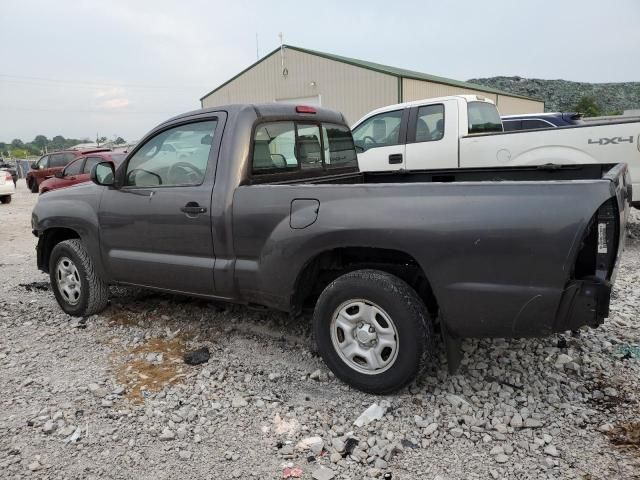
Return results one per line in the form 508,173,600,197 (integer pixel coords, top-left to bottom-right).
352,95,502,171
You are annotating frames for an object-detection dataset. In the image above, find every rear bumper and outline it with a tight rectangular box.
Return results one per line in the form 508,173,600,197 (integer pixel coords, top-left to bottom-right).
554,279,611,331
0,183,15,195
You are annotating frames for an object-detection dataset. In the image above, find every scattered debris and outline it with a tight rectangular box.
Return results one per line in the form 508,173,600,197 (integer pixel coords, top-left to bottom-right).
614,344,640,359
64,427,82,444
311,466,335,480
295,436,324,455
282,466,303,478
343,438,359,457
19,282,50,292
354,401,390,427
183,346,210,365
273,413,300,436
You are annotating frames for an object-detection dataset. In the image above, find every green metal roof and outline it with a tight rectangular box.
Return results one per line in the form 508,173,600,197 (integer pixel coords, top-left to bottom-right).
200,44,541,103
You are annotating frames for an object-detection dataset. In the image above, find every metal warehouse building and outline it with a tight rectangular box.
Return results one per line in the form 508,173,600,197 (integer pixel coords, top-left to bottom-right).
200,45,544,124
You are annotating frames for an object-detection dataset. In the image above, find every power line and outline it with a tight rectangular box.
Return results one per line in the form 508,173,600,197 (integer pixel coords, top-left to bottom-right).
0,73,211,90
0,105,179,115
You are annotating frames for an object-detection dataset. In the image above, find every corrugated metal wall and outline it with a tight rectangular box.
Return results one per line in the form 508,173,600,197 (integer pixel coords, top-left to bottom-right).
202,49,544,122
201,48,398,124
495,95,544,114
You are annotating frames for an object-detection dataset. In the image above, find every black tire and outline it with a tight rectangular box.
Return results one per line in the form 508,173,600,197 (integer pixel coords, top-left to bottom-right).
49,239,109,316
30,179,38,193
0,195,11,204
313,269,432,394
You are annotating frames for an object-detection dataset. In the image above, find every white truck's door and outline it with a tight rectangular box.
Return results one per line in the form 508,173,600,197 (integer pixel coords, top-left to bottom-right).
405,99,459,169
353,109,407,171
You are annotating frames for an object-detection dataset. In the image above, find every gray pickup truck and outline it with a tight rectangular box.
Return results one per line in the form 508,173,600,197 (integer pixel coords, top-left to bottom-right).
32,103,631,393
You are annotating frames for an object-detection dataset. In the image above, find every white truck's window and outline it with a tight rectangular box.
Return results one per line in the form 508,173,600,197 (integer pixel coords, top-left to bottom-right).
322,124,357,168
297,124,323,170
352,110,403,151
467,102,503,134
253,122,298,172
502,120,521,132
125,120,217,187
415,104,444,142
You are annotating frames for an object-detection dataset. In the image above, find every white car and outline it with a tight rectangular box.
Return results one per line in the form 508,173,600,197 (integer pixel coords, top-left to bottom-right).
353,95,640,206
0,170,15,204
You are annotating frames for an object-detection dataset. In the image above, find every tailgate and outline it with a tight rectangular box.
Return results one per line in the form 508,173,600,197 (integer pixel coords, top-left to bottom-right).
602,162,631,283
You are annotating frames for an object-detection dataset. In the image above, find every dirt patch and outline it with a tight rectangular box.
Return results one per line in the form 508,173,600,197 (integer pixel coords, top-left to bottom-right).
608,422,640,449
113,337,188,403
106,310,141,327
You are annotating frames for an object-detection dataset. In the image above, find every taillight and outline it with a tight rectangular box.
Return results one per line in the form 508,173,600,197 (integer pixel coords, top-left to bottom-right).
296,105,316,114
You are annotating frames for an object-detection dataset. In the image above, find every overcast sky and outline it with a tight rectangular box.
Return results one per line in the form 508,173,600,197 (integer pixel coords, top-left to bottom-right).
1,0,639,142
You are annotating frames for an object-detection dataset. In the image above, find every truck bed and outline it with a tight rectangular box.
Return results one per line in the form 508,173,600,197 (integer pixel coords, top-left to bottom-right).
270,162,625,185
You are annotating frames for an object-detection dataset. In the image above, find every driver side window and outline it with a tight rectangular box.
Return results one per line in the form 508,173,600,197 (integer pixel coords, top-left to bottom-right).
63,159,83,176
125,120,217,187
352,110,403,152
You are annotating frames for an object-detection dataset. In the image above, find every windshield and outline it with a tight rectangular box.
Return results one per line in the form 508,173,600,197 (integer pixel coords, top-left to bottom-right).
467,101,503,134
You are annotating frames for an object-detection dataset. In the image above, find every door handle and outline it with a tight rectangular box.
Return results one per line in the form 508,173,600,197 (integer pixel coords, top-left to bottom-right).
180,202,207,215
388,154,403,164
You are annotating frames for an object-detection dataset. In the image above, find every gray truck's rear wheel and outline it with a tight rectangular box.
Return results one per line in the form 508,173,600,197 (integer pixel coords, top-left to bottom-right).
49,239,109,316
313,269,431,394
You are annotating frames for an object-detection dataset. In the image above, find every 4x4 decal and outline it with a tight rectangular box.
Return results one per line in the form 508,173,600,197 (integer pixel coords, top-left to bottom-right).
588,136,634,145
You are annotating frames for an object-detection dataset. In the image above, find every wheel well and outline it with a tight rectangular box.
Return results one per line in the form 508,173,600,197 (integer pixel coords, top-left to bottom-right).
38,228,80,273
291,247,438,317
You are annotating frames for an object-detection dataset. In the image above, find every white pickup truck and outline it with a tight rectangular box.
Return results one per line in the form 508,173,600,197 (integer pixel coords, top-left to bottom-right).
352,95,640,205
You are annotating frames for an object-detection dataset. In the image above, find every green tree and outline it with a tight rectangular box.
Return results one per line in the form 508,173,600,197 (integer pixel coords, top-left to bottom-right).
33,135,49,151
51,135,66,150
114,136,126,145
574,96,601,117
11,138,24,148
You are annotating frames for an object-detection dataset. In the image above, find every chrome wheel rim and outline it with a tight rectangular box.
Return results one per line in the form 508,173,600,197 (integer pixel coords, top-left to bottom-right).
330,299,399,375
56,257,82,305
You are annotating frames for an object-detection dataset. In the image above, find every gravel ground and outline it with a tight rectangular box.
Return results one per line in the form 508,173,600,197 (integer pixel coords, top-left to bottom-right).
1,184,639,480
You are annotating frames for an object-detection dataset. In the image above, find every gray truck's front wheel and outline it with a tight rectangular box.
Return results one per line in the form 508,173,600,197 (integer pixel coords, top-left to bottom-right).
49,239,109,317
313,269,432,394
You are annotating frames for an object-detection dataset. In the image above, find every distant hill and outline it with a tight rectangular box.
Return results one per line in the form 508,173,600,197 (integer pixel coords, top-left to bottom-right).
467,76,640,114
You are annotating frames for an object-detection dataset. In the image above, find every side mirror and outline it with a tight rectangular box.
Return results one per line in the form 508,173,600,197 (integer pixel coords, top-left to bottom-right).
31,162,39,170
54,171,64,178
91,162,115,186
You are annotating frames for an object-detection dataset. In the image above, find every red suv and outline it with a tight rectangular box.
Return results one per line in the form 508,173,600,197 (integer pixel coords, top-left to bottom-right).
39,151,126,194
26,148,111,193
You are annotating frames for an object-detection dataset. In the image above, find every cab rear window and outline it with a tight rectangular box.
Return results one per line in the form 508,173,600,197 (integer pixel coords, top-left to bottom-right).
252,121,357,175
467,102,503,134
